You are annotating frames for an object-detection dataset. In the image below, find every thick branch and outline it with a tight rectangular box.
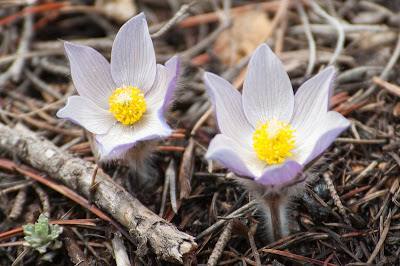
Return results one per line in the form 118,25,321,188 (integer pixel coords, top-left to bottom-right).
0,123,197,263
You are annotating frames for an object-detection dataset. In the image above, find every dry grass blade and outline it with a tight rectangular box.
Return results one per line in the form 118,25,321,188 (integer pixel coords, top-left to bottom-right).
262,249,337,266
179,137,195,199
167,159,178,213
374,76,400,97
367,210,392,263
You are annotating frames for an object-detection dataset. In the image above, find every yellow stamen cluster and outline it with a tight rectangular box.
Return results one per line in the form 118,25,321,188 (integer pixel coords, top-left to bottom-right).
108,85,146,125
253,117,296,165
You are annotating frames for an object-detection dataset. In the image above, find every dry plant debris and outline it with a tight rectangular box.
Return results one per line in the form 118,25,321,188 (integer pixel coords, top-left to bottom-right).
0,0,400,265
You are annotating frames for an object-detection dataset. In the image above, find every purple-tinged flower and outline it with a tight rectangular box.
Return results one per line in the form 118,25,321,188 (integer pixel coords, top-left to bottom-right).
203,43,350,185
57,13,179,160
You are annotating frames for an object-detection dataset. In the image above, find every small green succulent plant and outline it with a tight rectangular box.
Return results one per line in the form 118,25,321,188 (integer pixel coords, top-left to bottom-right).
23,214,63,253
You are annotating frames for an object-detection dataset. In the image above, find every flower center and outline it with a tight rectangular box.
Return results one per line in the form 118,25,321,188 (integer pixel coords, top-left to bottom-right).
108,85,146,125
252,117,296,165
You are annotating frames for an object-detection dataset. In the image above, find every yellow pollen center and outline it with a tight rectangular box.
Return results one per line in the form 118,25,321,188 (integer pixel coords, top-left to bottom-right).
108,85,146,125
252,117,296,165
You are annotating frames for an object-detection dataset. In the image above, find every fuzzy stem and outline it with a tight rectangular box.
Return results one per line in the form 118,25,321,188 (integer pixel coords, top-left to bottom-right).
263,193,289,242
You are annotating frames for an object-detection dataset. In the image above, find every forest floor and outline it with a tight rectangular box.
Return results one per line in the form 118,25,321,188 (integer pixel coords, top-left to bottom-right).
1,0,400,265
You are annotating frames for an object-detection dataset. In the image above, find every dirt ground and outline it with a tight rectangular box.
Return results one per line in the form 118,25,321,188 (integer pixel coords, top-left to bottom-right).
1,0,400,265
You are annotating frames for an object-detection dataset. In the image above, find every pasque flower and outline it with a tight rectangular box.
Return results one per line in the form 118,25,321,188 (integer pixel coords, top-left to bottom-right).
57,13,179,160
203,43,350,185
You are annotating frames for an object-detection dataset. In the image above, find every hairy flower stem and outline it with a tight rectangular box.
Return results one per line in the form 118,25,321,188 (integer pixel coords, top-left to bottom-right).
262,193,289,242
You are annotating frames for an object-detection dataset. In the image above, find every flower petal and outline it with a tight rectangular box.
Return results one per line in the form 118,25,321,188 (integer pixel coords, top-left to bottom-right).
111,13,156,93
206,134,265,178
162,56,180,111
64,42,117,110
95,111,172,157
242,44,294,126
256,160,303,185
203,72,254,147
207,134,303,185
57,96,115,134
290,67,335,142
145,55,179,112
293,111,350,165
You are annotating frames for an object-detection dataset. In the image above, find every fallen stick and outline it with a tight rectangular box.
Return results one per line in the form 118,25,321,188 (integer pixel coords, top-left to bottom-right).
0,123,197,264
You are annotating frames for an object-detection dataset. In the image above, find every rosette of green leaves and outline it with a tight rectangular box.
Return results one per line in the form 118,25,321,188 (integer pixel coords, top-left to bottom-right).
23,214,63,253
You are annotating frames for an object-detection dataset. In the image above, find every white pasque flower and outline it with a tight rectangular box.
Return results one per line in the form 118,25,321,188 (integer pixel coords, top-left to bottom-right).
203,44,350,185
57,13,179,159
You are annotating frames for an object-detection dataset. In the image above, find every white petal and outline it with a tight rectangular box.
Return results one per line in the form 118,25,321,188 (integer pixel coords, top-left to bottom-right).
64,42,117,110
207,134,303,185
111,13,156,93
145,56,179,112
95,111,172,157
290,67,335,143
57,96,115,134
292,111,350,165
206,134,265,178
242,44,294,127
203,72,254,147
256,160,303,185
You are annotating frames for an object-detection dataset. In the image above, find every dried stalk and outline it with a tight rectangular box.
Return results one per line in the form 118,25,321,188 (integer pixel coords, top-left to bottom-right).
207,221,233,266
